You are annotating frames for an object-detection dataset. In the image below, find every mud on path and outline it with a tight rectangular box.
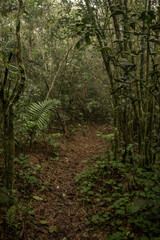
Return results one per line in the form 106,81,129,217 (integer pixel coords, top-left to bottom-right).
24,125,110,240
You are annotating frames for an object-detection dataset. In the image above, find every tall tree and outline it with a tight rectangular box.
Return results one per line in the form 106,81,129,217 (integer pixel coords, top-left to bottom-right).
0,0,26,190
77,0,160,166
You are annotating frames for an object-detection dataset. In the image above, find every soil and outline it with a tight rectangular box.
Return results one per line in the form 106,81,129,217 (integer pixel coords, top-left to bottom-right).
2,124,111,240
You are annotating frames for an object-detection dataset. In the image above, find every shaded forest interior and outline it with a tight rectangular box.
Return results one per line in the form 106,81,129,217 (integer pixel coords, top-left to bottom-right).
0,0,160,239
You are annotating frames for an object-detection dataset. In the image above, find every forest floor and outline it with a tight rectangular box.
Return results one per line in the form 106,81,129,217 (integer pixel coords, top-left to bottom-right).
1,124,160,240
9,124,111,240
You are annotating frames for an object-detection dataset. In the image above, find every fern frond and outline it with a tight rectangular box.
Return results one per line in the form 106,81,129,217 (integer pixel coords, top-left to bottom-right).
0,187,9,206
6,205,16,227
27,99,60,129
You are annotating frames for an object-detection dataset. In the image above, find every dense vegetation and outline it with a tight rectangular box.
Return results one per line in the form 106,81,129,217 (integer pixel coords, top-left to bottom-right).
0,0,160,239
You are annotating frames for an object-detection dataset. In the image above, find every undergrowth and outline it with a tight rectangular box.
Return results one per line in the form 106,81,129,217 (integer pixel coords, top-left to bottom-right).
0,154,47,239
76,156,160,240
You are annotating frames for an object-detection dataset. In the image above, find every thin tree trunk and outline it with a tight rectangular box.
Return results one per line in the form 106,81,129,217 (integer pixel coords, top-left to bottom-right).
84,0,119,160
46,42,76,100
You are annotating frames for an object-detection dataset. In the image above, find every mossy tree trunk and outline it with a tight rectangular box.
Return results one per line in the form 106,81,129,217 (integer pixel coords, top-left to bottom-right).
83,0,159,167
0,0,26,190
3,107,15,190
84,0,119,160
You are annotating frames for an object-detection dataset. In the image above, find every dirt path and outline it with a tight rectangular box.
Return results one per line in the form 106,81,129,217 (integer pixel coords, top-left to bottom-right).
27,125,110,240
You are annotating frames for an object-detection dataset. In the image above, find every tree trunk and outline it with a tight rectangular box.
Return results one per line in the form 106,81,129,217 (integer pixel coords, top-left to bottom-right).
3,107,15,190
0,0,26,190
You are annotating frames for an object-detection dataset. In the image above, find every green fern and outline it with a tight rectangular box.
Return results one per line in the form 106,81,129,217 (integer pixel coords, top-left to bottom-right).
6,205,16,227
27,99,60,129
0,187,9,206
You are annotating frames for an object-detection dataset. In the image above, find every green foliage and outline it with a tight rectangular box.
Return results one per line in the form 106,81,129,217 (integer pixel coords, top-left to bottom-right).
97,132,114,140
2,0,160,237
6,205,16,228
4,202,35,233
27,99,61,130
76,157,160,239
14,99,62,148
0,187,9,206
14,154,43,191
44,132,62,148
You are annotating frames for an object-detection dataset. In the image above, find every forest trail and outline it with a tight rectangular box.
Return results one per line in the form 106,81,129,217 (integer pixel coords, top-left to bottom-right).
28,125,110,240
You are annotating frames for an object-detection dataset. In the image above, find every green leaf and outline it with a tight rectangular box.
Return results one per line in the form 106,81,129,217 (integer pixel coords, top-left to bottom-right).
137,215,143,222
40,220,48,225
27,99,60,130
153,186,160,193
118,226,125,231
85,220,91,225
103,212,110,220
129,217,135,223
28,210,35,215
128,205,141,214
92,215,99,222
108,231,123,239
139,192,146,197
116,209,125,215
97,132,114,140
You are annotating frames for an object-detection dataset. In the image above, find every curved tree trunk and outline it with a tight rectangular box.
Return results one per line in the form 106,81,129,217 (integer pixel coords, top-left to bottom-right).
0,0,26,190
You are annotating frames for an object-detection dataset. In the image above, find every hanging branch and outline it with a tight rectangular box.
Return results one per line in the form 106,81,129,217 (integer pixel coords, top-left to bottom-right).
46,41,76,100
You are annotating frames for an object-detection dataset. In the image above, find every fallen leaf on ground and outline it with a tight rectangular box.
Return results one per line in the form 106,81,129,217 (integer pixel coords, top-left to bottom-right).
33,195,43,201
48,225,59,233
